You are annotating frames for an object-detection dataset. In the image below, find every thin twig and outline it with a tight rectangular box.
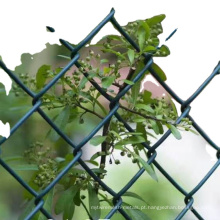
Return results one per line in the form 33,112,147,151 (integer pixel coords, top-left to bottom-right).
119,104,173,124
77,103,104,120
81,200,93,220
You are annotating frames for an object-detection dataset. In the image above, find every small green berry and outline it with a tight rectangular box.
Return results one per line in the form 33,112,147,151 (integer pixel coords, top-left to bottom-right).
38,165,44,171
39,175,45,181
110,64,115,68
86,56,91,61
79,118,84,124
132,158,138,163
115,159,120,165
117,60,122,65
89,50,94,56
81,195,86,200
120,151,125,156
100,174,104,179
37,152,43,156
106,44,111,49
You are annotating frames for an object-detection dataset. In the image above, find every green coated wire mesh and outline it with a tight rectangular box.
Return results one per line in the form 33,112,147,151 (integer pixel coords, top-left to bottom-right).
0,8,220,220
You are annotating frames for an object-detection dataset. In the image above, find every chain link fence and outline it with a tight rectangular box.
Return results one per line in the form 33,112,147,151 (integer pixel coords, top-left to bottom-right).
0,8,220,220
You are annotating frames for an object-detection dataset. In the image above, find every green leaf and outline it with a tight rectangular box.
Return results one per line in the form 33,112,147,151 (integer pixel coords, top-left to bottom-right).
87,72,98,80
91,168,107,174
101,48,126,59
122,79,134,85
144,46,157,53
55,185,79,217
7,105,30,112
151,63,167,81
143,90,154,104
186,128,199,135
73,190,81,206
122,202,151,220
132,117,146,123
109,130,122,140
136,155,158,181
68,107,79,123
156,121,164,134
57,55,71,60
167,95,178,116
2,156,23,163
100,59,109,64
131,81,141,105
149,120,160,135
78,76,88,89
135,103,154,113
55,157,65,163
90,152,106,161
38,188,54,220
103,67,111,75
151,37,160,47
94,97,108,115
126,207,151,220
84,160,99,166
36,65,50,89
123,191,147,203
101,76,115,88
102,35,123,42
146,14,166,27
90,135,107,146
115,136,146,148
127,49,135,65
12,164,38,171
23,173,40,200
136,122,147,150
159,45,170,56
137,26,146,51
139,21,150,40
131,61,148,104
63,202,75,220
48,106,70,142
121,132,143,136
88,183,101,220
18,199,35,220
166,124,182,140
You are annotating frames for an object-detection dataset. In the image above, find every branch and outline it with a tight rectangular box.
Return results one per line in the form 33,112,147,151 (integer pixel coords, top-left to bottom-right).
119,104,173,124
99,67,136,170
77,103,104,120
